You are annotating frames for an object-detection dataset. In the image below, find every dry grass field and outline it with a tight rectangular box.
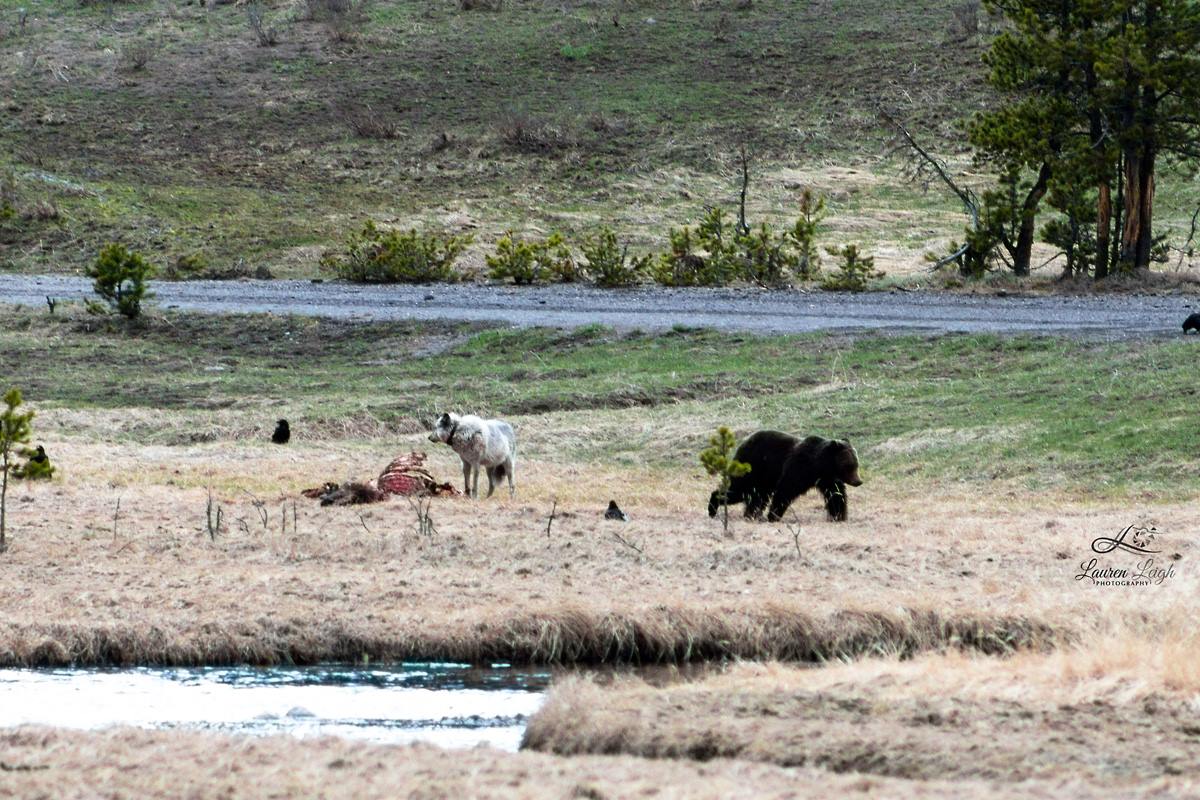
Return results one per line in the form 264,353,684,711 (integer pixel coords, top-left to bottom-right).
2,435,1195,667
10,724,1194,800
2,308,1197,796
524,645,1200,792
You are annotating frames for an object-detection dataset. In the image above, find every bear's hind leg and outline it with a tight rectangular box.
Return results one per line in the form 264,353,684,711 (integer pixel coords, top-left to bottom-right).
767,483,807,522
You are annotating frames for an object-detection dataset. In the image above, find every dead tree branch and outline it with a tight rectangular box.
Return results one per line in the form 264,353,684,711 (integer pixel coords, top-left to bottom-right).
1173,202,1199,271
878,106,980,269
736,143,751,236
111,496,122,541
610,529,644,554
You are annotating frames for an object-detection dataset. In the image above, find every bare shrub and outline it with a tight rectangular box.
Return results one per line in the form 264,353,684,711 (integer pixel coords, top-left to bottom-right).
21,200,59,222
713,12,732,42
947,0,979,42
0,7,27,40
19,45,42,76
246,2,280,46
163,252,207,280
305,0,370,41
407,495,437,538
118,37,159,71
1,171,17,217
585,112,627,136
205,489,224,541
499,111,574,153
300,0,327,20
335,102,401,139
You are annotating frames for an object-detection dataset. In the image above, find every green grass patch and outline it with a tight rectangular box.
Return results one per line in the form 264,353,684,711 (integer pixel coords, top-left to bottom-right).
2,307,1197,498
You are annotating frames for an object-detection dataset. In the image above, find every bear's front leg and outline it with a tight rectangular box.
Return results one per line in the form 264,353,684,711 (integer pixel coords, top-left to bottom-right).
743,490,770,520
709,486,744,518
817,478,848,521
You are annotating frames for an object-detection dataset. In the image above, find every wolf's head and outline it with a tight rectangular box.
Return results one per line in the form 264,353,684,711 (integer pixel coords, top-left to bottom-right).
429,412,458,443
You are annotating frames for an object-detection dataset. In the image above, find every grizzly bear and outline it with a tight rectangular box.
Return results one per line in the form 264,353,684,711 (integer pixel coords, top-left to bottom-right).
707,430,862,522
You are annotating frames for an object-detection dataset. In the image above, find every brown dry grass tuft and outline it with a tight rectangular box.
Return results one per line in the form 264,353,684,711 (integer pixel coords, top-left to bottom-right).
523,631,1200,784
0,424,1195,668
0,596,1057,669
7,726,1188,800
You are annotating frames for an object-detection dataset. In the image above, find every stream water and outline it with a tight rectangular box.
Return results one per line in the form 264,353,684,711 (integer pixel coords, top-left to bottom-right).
0,663,550,751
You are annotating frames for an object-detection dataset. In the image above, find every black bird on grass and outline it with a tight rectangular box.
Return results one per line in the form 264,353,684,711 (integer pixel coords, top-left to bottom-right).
604,500,629,522
15,445,54,479
272,419,291,445
1184,313,1200,334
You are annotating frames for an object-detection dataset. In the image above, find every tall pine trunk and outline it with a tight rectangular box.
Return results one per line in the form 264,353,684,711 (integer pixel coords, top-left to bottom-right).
1012,163,1052,276
0,452,8,553
1095,182,1112,278
1118,8,1159,273
1120,143,1156,271
1111,152,1124,269
1086,51,1111,279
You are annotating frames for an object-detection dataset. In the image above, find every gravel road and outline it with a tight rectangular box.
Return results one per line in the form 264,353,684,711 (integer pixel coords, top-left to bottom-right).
3,275,1197,337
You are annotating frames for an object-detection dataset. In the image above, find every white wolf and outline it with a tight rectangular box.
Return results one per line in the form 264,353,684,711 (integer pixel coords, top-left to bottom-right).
428,412,516,499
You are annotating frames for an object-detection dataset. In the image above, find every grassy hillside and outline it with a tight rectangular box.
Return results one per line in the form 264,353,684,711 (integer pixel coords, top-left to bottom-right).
1,0,1196,280
1,0,994,276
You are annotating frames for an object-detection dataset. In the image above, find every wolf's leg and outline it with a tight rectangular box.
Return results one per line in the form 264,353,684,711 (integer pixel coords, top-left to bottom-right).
506,456,515,497
472,464,481,499
462,459,473,498
486,467,496,498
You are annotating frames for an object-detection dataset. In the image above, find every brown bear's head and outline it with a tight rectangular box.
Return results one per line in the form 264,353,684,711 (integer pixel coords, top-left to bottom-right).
828,439,862,486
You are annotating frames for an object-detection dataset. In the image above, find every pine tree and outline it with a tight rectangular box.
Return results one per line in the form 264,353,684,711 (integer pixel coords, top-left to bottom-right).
87,243,156,318
1094,1,1200,272
976,0,1200,276
0,388,36,553
970,1,1097,275
700,426,751,535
